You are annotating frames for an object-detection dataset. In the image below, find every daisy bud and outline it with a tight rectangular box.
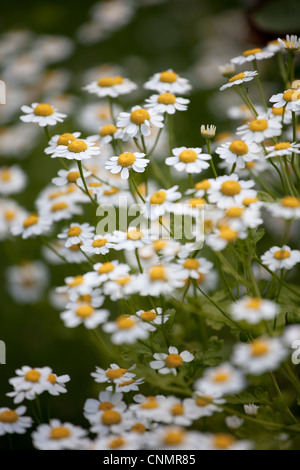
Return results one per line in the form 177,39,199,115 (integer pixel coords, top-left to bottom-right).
218,63,235,78
201,124,216,139
244,404,259,416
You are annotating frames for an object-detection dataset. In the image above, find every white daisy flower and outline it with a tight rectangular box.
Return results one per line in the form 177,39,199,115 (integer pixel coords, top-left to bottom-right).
20,102,66,127
103,273,138,301
236,114,282,143
136,307,169,326
7,366,53,404
278,35,300,52
230,296,279,324
91,363,136,385
55,138,101,161
224,204,263,229
60,300,109,329
84,391,126,425
231,47,274,65
83,75,137,98
105,151,149,180
201,433,252,450
81,234,116,256
103,314,151,344
216,140,262,170
220,71,258,91
145,93,189,114
232,337,287,375
116,105,164,139
130,394,171,423
150,346,194,376
84,260,129,287
110,227,150,251
56,273,94,296
147,426,203,450
11,212,51,239
183,393,225,420
52,167,91,187
114,376,145,393
89,406,133,436
90,433,141,451
46,372,70,396
165,146,211,174
163,397,194,427
93,124,124,146
177,256,213,280
0,165,27,195
32,419,89,450
207,174,256,209
0,199,26,240
59,243,87,264
45,132,81,158
143,186,181,220
261,245,300,271
6,261,49,305
282,324,300,347
265,196,300,220
270,89,300,113
135,262,187,297
0,406,32,435
194,363,246,396
266,141,300,158
40,199,82,222
144,69,191,94
269,105,292,123
58,222,94,248
205,221,244,251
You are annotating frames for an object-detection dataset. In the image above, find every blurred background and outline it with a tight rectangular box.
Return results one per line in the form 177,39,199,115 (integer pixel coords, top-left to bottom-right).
0,0,299,449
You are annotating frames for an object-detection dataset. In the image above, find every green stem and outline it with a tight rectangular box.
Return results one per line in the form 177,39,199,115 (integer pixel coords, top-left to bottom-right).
77,160,98,207
252,59,267,111
129,172,145,203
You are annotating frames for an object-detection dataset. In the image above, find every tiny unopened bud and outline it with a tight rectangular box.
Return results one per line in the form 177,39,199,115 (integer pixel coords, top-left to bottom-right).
225,415,244,429
244,404,259,416
218,63,236,78
201,124,216,139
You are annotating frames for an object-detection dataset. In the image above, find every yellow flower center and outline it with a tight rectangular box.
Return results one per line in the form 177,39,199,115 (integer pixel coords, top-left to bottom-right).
118,379,135,388
219,225,238,242
229,140,249,156
68,226,82,237
140,310,157,321
127,229,143,240
0,410,19,423
195,179,211,191
274,142,291,151
57,133,75,146
118,152,136,167
179,150,198,163
214,433,235,449
1,169,11,181
115,276,131,286
105,368,127,380
220,180,241,196
157,92,176,104
66,171,80,183
130,109,150,125
249,119,268,132
98,401,114,411
225,207,244,218
104,187,119,196
150,190,167,205
109,437,126,449
272,106,285,116
116,315,136,329
281,196,300,208
69,243,81,251
153,239,167,251
101,410,122,426
25,369,41,382
23,214,38,228
98,76,124,87
243,48,262,57
92,238,108,247
160,71,178,83
213,371,230,382
98,262,115,274
4,210,15,220
171,404,184,416
68,275,84,287
246,297,262,309
76,304,94,318
100,124,117,137
51,202,68,212
166,354,183,368
243,197,258,207
68,140,88,153
188,197,205,207
48,374,57,385
274,249,291,260
131,423,146,433
184,258,200,270
245,161,255,169
251,339,269,356
33,103,54,116
195,395,213,407
141,397,159,409
228,72,245,83
149,265,166,281
164,430,185,446
50,427,71,440
283,90,300,102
